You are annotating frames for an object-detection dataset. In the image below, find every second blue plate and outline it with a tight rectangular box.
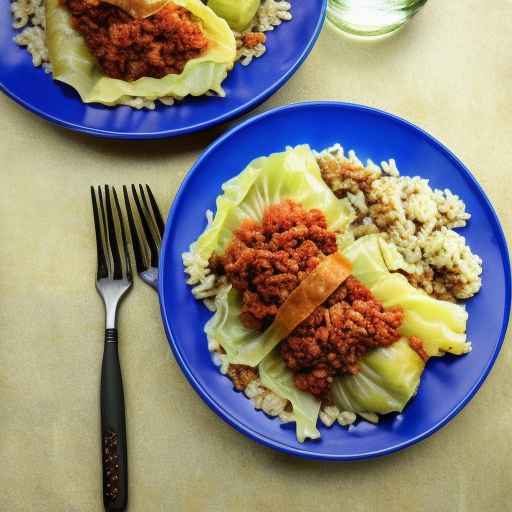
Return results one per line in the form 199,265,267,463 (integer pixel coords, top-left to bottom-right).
0,0,326,138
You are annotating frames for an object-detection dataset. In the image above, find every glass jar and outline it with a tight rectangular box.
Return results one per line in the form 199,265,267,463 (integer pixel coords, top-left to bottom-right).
327,0,428,37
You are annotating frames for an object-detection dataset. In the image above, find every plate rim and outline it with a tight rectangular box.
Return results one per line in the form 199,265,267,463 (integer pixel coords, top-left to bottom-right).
159,100,511,460
0,1,327,139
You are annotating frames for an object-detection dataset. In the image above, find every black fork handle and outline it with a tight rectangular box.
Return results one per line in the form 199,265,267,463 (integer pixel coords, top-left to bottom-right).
100,329,128,511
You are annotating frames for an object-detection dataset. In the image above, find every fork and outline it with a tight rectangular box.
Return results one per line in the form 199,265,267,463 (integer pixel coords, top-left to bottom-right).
123,185,164,291
91,185,132,512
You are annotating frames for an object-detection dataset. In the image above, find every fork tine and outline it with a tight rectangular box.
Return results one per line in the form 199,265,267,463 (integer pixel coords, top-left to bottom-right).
138,185,161,247
123,186,146,274
113,187,132,281
98,186,112,277
132,184,159,269
145,185,165,238
104,185,123,280
91,187,109,280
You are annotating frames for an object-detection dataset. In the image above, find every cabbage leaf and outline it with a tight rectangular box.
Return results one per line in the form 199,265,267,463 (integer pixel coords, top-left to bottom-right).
330,234,470,416
342,234,469,357
198,145,354,367
208,0,261,31
189,145,354,263
331,338,425,414
205,291,321,442
204,284,290,367
204,285,263,360
260,350,321,443
46,0,236,106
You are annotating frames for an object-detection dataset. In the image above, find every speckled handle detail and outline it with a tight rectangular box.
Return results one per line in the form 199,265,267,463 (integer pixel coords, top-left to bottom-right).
101,332,128,511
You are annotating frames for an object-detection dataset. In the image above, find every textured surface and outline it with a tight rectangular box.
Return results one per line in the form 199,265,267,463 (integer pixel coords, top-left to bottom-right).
0,0,511,510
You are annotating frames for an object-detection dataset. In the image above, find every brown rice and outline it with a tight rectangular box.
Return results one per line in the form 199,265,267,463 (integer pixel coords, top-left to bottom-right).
317,144,482,302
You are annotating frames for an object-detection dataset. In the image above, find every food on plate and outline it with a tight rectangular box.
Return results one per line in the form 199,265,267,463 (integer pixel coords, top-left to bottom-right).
318,144,482,301
11,0,293,108
222,222,354,369
45,0,236,106
183,144,481,442
61,0,210,82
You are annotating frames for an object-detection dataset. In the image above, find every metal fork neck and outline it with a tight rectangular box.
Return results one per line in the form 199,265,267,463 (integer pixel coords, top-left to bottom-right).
106,304,118,331
96,278,131,330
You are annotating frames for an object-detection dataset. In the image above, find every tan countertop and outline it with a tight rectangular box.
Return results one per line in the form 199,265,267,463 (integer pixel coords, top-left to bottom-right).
1,1,511,510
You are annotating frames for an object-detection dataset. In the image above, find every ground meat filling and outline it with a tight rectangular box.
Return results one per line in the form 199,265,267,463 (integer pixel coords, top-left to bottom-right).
281,277,403,397
218,200,338,331
213,200,406,398
63,0,208,81
227,364,258,391
242,31,266,49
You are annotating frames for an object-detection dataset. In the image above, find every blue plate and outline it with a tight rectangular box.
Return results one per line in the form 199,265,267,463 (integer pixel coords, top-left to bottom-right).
159,102,511,460
0,1,326,139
